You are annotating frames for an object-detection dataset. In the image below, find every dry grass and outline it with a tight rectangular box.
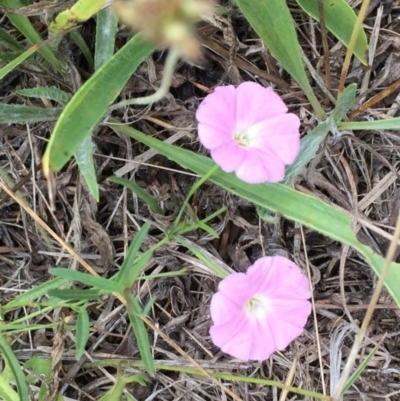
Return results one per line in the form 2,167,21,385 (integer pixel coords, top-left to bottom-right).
2,1,400,400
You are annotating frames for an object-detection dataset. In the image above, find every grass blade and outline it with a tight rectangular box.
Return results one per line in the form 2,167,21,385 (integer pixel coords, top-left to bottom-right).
75,306,90,360
0,104,61,123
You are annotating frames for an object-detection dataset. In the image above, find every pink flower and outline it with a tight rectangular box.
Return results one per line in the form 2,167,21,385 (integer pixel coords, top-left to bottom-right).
209,256,311,361
196,82,301,183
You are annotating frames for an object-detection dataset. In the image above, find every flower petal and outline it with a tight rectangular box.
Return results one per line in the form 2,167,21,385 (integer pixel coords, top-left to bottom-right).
196,85,237,133
250,114,301,164
210,142,247,173
235,150,285,183
197,123,233,150
236,82,288,127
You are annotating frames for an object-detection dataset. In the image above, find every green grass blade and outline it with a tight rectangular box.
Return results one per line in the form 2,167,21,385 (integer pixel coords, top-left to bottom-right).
108,176,164,215
16,87,71,105
95,6,118,70
338,118,400,130
117,222,151,284
70,29,94,71
75,306,90,360
125,291,155,375
0,43,40,80
48,288,101,301
1,0,65,72
235,0,325,119
49,268,123,294
296,0,368,65
1,277,68,311
0,336,29,401
74,135,99,201
0,104,61,123
42,34,155,175
330,83,357,124
0,27,24,51
109,121,400,307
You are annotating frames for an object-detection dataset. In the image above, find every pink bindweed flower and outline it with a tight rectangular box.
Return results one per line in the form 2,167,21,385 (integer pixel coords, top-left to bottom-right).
196,82,301,183
209,256,311,361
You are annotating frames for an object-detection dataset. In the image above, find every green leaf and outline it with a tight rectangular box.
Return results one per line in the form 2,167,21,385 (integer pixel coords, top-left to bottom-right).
0,104,61,124
296,0,368,65
75,306,90,360
95,7,118,70
108,176,164,215
0,374,19,401
283,121,331,186
0,336,29,401
1,0,65,72
75,135,99,201
0,43,41,80
109,121,400,307
2,277,68,311
70,29,94,71
330,83,357,124
47,288,101,301
117,222,151,284
125,291,154,375
125,251,153,289
0,27,24,51
42,34,155,175
49,268,123,294
235,0,325,119
338,118,400,131
16,87,71,105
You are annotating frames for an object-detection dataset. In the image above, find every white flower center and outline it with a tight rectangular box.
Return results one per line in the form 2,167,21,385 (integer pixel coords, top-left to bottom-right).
233,130,250,147
245,294,271,320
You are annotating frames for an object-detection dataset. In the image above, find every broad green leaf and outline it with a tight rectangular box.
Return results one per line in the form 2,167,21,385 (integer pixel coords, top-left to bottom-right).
296,0,368,65
0,374,19,401
0,105,61,123
283,121,331,186
16,87,71,105
125,291,154,375
95,6,118,70
338,118,400,131
108,176,164,215
75,135,99,201
75,306,90,360
49,268,123,294
117,222,151,284
42,34,155,175
0,0,65,72
0,336,29,401
2,277,68,311
235,0,325,119
109,121,400,307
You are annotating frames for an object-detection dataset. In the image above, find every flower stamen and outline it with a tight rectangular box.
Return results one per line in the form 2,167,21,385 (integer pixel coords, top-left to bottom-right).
234,130,249,147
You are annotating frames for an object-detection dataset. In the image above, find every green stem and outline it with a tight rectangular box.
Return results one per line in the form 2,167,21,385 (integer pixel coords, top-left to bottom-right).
109,48,180,110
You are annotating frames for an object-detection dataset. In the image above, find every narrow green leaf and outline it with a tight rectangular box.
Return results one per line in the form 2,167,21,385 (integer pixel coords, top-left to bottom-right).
0,336,29,401
283,121,331,186
1,0,65,72
125,251,153,289
109,121,400,306
49,268,123,294
117,222,151,284
70,30,94,71
296,0,368,65
2,277,68,311
0,104,61,123
95,7,118,70
330,83,357,124
75,135,99,201
0,43,40,80
125,292,154,375
43,34,155,174
47,288,101,301
338,118,400,131
75,306,90,360
108,176,164,215
235,0,325,119
0,27,24,51
0,374,19,401
16,87,71,105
